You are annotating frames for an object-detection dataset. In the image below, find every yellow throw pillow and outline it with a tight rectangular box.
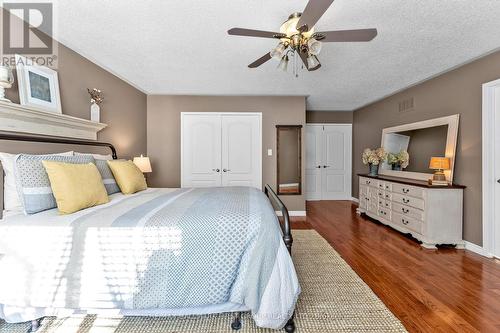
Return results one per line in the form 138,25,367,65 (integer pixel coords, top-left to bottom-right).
107,160,147,194
42,161,109,214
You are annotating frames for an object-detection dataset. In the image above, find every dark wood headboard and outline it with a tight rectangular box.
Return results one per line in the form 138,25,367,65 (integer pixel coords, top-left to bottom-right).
0,133,117,219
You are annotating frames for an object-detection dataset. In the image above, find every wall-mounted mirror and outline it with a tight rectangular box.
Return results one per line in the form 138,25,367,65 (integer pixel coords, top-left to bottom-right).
380,115,459,182
277,125,302,195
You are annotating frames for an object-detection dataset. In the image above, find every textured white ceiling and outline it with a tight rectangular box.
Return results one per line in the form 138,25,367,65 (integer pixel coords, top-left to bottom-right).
49,0,500,110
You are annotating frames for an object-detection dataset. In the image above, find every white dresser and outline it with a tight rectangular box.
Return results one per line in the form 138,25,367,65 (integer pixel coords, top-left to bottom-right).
356,174,465,248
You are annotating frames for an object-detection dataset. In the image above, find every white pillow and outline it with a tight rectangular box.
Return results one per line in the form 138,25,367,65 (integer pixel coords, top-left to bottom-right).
75,152,113,160
0,151,73,212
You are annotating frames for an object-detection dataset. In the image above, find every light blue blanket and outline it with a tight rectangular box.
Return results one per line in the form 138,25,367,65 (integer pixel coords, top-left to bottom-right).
0,187,300,329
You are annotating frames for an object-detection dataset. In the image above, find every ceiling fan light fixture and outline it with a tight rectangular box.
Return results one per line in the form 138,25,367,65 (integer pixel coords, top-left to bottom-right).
307,38,322,55
307,54,320,69
270,42,286,59
277,55,289,71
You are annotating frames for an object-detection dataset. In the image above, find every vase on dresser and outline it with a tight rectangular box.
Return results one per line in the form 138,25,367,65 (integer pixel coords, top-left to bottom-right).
369,163,379,176
391,163,402,171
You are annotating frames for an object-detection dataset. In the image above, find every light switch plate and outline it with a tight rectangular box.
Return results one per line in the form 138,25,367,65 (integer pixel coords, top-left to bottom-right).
267,149,273,156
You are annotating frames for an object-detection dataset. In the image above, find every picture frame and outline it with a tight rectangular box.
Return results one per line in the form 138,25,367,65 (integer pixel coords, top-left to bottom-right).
15,54,62,114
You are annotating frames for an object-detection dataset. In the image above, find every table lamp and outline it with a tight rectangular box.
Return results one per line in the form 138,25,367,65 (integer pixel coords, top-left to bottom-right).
429,157,450,182
133,155,152,173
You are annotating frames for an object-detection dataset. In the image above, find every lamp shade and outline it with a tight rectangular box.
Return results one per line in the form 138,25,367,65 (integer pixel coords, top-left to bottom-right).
133,155,152,173
429,157,450,170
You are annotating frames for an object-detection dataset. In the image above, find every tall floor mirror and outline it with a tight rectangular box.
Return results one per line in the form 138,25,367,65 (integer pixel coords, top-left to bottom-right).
276,125,302,195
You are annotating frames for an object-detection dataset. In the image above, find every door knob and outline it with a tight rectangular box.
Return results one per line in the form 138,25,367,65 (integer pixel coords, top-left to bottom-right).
212,168,220,172
316,165,321,169
498,179,500,183
323,165,330,168
223,168,231,172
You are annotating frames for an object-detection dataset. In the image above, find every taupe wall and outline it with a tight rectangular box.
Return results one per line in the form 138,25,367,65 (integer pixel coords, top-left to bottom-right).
0,9,147,158
353,50,500,246
147,96,306,211
306,111,353,123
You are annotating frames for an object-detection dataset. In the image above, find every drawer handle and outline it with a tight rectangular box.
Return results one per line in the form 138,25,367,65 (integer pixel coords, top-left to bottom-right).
378,192,383,196
403,188,410,194
385,203,389,207
402,198,410,204
385,185,390,189
385,194,390,198
366,181,371,185
402,208,410,214
402,219,409,225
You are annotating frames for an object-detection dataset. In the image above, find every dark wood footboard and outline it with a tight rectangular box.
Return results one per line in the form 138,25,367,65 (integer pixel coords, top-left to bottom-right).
263,184,296,333
264,184,293,255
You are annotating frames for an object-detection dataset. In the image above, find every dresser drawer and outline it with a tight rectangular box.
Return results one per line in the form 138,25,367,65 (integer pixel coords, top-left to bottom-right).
393,203,424,221
361,177,377,187
392,193,425,210
393,212,422,234
360,185,368,196
392,183,425,199
367,202,378,214
378,207,391,220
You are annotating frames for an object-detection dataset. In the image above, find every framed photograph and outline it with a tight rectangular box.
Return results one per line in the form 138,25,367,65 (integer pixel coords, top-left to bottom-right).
15,55,62,113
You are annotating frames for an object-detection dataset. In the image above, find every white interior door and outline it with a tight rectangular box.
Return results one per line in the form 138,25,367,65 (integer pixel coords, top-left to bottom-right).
305,125,323,200
221,115,261,188
494,87,500,258
181,114,222,187
321,125,352,200
306,124,352,201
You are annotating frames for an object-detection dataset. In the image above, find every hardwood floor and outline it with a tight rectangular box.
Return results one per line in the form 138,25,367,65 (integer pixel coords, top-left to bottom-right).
299,200,500,333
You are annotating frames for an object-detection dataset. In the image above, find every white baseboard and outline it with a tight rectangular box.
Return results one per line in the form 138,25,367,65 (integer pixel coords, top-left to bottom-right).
351,197,359,203
464,241,494,258
275,210,306,217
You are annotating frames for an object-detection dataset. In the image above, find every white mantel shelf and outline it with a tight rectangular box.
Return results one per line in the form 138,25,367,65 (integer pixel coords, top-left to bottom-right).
0,101,107,140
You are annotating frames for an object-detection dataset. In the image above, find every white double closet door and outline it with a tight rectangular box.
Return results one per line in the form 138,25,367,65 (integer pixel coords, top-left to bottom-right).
306,124,352,200
181,113,262,189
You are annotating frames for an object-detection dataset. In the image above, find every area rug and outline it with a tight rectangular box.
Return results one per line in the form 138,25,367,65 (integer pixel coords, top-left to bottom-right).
0,230,407,333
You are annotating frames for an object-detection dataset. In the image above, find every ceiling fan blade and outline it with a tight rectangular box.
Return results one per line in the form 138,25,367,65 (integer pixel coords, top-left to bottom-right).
248,53,272,68
298,51,309,70
228,28,285,39
314,29,378,42
297,0,335,32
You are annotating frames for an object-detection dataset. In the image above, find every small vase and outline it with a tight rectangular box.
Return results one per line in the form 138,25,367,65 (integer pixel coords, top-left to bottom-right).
369,163,379,176
392,163,402,171
91,103,100,122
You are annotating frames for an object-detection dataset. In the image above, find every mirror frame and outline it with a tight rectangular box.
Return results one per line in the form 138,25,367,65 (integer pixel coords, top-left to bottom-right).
379,114,460,182
276,125,302,195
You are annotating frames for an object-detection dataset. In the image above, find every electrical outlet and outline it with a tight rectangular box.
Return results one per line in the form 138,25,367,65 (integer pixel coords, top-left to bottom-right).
267,149,273,156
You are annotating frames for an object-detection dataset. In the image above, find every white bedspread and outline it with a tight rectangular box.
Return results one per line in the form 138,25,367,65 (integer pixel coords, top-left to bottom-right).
0,188,300,329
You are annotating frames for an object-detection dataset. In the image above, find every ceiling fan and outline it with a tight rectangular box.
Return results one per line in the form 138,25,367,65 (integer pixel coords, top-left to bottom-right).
227,0,377,75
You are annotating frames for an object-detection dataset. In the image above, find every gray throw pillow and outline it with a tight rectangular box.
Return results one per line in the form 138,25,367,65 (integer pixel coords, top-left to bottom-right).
15,154,95,214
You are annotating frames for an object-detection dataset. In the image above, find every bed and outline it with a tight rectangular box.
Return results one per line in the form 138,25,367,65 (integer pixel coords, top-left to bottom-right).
0,134,299,333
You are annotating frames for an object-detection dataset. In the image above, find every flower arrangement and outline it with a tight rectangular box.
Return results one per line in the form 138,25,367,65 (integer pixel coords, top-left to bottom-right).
387,150,410,170
87,88,103,105
362,147,387,166
362,147,387,176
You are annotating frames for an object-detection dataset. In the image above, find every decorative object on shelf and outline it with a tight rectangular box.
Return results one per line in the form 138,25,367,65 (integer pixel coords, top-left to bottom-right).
0,65,14,102
15,54,62,113
227,0,377,77
133,155,152,173
362,147,387,176
87,88,103,122
429,157,450,185
387,150,409,171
